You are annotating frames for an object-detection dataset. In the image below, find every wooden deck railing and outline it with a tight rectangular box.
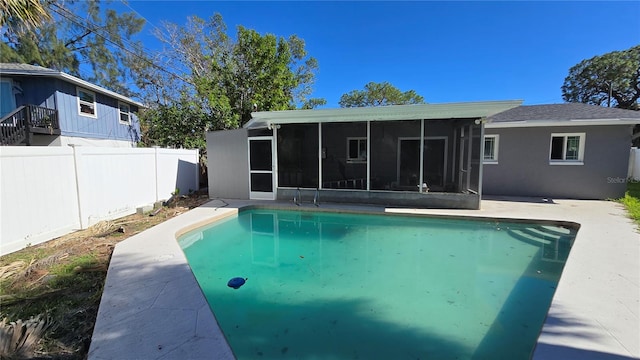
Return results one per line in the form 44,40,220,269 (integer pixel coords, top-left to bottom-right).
0,105,60,145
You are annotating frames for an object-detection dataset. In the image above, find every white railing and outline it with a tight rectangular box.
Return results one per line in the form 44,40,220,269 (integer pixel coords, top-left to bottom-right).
0,146,199,256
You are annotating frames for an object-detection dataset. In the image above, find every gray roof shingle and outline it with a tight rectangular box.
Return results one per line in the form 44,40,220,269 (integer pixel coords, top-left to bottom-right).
488,103,640,123
0,63,60,75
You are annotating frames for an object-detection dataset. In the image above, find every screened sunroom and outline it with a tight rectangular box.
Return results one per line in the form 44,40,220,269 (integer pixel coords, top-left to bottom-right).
206,101,521,209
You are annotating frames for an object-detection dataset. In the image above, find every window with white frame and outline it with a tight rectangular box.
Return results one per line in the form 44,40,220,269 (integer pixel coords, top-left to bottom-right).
550,133,585,164
483,135,499,163
347,137,367,162
119,102,131,124
77,87,97,117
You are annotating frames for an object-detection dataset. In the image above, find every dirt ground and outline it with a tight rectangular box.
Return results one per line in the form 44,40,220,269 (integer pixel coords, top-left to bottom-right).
0,193,211,360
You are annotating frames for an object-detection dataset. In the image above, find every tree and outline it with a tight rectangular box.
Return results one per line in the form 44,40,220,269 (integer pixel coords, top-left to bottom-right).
1,0,145,95
135,14,324,165
301,98,327,109
562,45,640,110
0,0,52,30
139,97,214,151
339,81,425,107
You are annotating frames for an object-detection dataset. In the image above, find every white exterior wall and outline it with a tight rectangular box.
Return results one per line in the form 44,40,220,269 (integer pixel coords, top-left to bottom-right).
0,146,199,255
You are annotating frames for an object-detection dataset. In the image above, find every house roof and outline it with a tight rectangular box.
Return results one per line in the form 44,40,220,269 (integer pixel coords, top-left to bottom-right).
486,103,640,128
245,100,523,129
0,63,144,108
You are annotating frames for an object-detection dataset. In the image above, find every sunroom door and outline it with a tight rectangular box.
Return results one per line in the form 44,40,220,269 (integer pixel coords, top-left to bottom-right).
248,137,276,200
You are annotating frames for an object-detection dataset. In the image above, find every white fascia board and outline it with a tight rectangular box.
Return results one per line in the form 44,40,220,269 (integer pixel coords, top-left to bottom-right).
486,118,640,128
246,100,523,128
57,73,145,108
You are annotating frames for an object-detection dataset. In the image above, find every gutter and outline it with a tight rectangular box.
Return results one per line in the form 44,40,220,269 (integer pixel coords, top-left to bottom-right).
486,118,640,128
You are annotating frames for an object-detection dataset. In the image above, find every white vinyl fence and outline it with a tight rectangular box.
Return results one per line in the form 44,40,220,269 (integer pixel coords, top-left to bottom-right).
629,147,640,181
0,146,199,256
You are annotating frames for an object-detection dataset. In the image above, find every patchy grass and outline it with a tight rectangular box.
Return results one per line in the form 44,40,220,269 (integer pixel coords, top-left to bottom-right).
0,194,210,359
619,181,640,227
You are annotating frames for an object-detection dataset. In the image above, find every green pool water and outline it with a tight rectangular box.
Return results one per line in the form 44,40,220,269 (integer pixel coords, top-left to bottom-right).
178,208,576,359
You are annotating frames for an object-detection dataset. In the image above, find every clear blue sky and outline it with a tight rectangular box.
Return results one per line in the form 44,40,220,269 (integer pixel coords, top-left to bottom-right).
116,1,640,108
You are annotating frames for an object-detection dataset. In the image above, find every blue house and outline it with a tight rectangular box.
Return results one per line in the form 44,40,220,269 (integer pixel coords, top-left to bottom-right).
0,63,142,147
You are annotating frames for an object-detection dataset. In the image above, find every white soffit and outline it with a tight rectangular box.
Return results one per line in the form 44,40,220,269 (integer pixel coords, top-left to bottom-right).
245,100,523,129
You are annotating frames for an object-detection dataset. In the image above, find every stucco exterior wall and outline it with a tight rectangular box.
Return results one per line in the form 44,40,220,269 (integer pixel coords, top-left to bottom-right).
483,125,632,199
207,128,249,199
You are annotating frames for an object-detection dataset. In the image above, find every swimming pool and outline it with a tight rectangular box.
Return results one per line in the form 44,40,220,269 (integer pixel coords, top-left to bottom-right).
178,208,576,359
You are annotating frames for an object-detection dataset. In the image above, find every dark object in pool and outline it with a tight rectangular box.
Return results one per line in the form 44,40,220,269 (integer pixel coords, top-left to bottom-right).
227,277,247,289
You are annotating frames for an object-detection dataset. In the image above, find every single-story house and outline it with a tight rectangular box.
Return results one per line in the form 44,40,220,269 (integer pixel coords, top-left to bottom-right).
207,100,523,209
483,103,640,199
0,63,143,147
207,101,640,209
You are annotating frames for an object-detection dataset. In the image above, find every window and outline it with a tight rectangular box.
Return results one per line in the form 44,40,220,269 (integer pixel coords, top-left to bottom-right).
483,135,499,163
347,137,367,162
550,133,585,164
77,88,97,118
119,102,131,124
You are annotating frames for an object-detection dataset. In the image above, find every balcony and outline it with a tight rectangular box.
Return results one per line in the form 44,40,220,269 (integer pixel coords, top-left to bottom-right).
0,105,61,146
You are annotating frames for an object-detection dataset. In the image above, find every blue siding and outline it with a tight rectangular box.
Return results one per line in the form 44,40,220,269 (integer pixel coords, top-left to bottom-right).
7,76,57,109
3,76,140,141
54,79,140,142
0,74,140,142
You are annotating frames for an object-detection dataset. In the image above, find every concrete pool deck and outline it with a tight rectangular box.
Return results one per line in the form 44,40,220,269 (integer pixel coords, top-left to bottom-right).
88,198,639,360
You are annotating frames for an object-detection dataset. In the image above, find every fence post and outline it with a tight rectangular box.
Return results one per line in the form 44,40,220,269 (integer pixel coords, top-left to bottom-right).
69,144,85,229
195,148,200,191
630,147,640,181
154,147,159,202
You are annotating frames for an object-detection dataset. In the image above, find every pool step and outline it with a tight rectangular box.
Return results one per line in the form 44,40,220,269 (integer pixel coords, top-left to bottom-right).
507,225,573,262
520,227,563,242
535,225,574,237
507,228,554,246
